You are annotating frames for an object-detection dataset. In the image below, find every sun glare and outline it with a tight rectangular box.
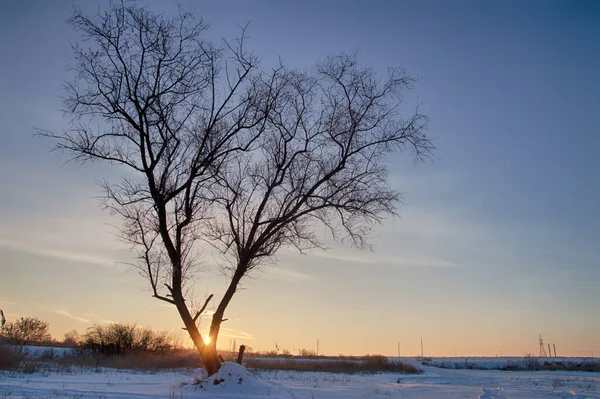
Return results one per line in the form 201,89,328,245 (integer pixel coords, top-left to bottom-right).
203,337,211,345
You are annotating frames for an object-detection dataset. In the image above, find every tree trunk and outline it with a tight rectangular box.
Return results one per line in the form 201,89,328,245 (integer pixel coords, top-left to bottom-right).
172,261,246,377
172,296,222,376
201,341,221,376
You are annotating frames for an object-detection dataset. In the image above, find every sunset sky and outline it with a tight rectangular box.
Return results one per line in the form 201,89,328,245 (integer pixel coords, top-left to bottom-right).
0,0,598,357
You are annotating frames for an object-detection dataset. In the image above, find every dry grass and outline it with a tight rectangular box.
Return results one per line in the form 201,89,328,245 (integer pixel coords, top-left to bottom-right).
0,346,201,373
55,350,202,371
422,357,600,372
501,360,600,372
245,354,422,374
0,345,40,373
0,345,22,370
2,345,422,375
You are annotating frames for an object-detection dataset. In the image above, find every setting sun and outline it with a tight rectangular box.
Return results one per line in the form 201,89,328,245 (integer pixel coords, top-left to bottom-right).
203,336,211,345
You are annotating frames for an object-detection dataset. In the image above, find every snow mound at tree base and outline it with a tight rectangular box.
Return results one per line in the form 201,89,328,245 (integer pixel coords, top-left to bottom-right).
200,362,253,388
188,362,291,397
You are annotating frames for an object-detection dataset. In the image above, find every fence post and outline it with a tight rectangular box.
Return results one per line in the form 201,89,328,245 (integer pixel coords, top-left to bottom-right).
237,344,246,364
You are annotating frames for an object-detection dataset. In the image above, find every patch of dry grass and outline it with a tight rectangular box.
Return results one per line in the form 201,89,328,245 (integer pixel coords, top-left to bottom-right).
0,345,22,370
57,350,202,371
0,345,40,373
501,360,600,372
0,346,201,373
245,354,422,374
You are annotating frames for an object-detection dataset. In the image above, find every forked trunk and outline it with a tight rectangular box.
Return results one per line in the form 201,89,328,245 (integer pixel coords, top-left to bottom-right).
202,319,223,375
173,297,222,376
200,341,221,376
174,263,244,376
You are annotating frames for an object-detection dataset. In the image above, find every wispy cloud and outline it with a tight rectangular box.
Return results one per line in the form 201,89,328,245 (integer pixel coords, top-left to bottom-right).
52,308,90,323
134,301,175,309
263,266,311,282
379,256,462,268
312,251,463,268
312,252,376,265
0,238,115,267
218,327,254,340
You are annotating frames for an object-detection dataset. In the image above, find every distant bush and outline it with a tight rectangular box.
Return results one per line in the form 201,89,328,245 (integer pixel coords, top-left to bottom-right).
1,316,51,345
523,352,540,370
82,323,177,355
502,359,600,372
62,330,82,347
244,348,294,359
298,348,318,357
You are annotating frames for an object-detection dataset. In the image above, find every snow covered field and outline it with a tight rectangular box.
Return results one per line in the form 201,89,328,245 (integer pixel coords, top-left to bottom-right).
1,361,599,398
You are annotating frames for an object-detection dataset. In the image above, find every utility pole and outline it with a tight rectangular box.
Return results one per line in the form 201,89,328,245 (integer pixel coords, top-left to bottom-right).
397,341,400,357
548,343,552,358
553,343,557,358
420,338,424,358
317,339,319,356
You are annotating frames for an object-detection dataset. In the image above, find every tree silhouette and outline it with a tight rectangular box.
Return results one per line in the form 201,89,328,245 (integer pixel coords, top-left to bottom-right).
2,317,51,345
40,1,432,375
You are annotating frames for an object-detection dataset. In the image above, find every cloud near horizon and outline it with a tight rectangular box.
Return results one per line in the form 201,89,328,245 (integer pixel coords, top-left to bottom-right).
312,250,463,268
0,238,117,268
261,265,311,282
217,327,254,340
52,308,90,324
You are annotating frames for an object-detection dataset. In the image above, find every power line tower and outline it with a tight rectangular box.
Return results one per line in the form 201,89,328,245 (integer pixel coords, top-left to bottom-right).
539,334,547,357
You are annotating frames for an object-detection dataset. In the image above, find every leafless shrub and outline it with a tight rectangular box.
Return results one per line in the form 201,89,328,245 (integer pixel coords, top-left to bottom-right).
81,323,178,356
299,348,318,358
523,352,540,370
62,330,82,347
1,317,51,345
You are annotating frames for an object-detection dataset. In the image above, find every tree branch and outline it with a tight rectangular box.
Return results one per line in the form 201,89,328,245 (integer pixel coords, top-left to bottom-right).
193,294,214,323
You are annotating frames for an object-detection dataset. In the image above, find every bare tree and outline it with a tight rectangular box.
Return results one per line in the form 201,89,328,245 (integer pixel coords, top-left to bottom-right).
40,2,432,375
205,55,431,352
62,330,82,347
3,317,52,345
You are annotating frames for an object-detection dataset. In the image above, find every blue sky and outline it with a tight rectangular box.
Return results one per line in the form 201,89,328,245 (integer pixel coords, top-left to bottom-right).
0,0,598,356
